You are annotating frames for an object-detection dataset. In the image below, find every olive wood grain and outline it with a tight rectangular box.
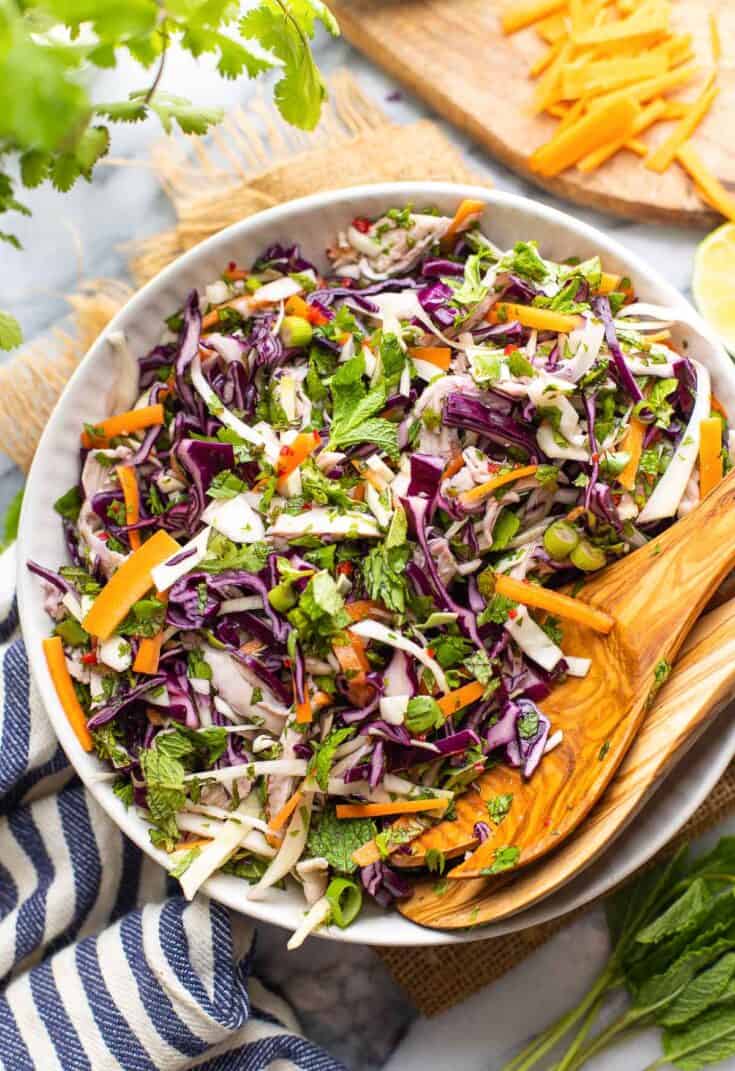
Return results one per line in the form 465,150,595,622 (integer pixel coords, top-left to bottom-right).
392,469,735,896
399,594,735,928
328,0,734,226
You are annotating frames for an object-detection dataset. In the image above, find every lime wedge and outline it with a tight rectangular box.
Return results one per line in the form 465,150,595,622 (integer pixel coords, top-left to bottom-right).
693,223,735,353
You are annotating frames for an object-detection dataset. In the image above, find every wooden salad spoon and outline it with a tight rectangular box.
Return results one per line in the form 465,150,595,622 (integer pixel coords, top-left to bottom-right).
388,469,735,895
399,593,735,928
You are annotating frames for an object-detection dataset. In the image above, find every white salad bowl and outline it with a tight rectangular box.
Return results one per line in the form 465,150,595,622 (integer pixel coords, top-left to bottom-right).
18,182,735,947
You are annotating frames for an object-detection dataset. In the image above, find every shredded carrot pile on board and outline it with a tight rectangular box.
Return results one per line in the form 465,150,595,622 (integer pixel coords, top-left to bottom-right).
503,0,730,219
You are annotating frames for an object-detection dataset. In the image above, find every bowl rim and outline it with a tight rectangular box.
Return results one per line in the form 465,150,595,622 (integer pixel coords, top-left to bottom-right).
17,180,734,947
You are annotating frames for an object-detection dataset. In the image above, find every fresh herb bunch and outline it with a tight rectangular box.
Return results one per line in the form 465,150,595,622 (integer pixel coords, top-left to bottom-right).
0,0,338,350
502,838,735,1071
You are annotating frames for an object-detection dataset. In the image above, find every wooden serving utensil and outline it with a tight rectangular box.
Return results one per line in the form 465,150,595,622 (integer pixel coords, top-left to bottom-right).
390,469,735,892
399,594,735,928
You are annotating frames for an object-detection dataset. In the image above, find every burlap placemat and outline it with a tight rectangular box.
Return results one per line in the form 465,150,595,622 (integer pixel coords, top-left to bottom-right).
3,69,733,1019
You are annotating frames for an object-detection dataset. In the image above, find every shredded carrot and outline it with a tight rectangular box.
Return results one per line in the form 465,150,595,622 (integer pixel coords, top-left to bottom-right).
333,633,372,707
83,529,180,641
173,838,212,853
699,417,724,499
494,574,615,634
345,600,389,622
437,680,486,719
588,64,699,112
502,0,568,35
43,636,93,751
533,40,573,113
711,395,727,417
530,97,638,177
645,85,719,174
577,98,666,172
441,199,486,250
269,789,305,833
459,465,539,507
571,13,668,48
710,11,721,64
336,799,449,820
223,267,248,281
554,96,586,134
134,632,165,674
562,54,666,101
295,694,313,724
276,430,320,483
81,405,165,449
487,303,582,334
537,11,568,43
676,144,735,223
408,346,452,371
115,464,141,551
626,138,649,157
134,592,169,675
530,38,564,78
443,453,465,480
285,294,311,318
597,271,621,294
618,417,645,491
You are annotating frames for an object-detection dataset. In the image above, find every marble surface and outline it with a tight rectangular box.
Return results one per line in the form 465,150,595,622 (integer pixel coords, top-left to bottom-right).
3,25,735,1071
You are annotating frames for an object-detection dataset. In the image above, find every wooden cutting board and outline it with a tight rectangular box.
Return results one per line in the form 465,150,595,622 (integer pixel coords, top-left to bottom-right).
329,0,735,226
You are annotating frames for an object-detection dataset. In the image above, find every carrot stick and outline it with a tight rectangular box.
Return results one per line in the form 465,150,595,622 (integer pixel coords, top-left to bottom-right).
408,346,452,371
295,694,313,724
43,636,93,751
459,465,539,507
134,633,165,674
494,574,615,634
711,395,727,417
699,416,724,499
597,272,621,295
437,680,486,719
83,529,181,641
269,789,305,834
345,600,390,622
502,0,567,35
277,430,321,481
618,417,645,491
115,464,141,551
336,799,450,820
443,453,465,480
487,303,582,334
333,634,373,707
81,405,165,449
133,592,168,675
441,199,486,250
351,840,384,868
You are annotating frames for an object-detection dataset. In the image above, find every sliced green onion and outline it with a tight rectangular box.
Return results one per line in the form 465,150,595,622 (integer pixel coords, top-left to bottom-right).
268,581,297,613
543,520,579,560
326,877,363,928
570,540,606,572
280,315,313,348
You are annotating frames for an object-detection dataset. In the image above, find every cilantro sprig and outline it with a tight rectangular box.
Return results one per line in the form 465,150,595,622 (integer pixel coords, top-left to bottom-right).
0,0,338,350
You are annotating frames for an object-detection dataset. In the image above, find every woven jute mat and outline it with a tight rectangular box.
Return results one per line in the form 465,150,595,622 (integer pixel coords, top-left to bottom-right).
4,69,734,1019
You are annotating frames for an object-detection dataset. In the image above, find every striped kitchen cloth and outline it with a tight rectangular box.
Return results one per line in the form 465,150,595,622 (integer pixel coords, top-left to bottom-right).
0,551,346,1071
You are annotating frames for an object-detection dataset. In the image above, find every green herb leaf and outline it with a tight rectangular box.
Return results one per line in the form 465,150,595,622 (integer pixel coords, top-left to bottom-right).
310,727,354,791
306,806,376,874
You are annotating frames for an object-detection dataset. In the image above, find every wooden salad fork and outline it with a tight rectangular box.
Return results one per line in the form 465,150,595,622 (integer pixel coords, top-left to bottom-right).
399,593,735,928
389,469,735,902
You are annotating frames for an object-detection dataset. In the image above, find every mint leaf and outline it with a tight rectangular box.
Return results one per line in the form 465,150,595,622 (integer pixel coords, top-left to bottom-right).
362,543,409,615
307,806,376,874
327,353,399,457
310,727,354,791
53,485,82,521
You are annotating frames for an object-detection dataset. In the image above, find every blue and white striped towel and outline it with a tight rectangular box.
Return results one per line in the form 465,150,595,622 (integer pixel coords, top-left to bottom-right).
0,557,346,1071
